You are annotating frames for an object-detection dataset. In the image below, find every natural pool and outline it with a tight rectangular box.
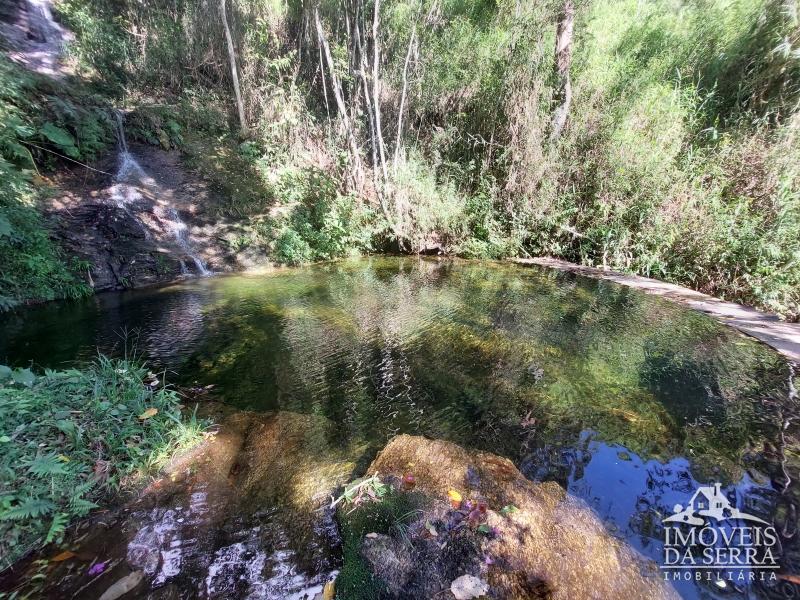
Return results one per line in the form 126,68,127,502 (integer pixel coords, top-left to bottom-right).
1,257,797,599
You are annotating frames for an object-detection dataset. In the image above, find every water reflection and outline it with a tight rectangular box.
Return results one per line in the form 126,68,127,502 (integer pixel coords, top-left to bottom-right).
0,257,797,599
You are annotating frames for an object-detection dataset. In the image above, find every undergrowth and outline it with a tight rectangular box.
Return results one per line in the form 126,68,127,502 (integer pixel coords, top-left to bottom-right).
0,356,208,569
0,56,113,309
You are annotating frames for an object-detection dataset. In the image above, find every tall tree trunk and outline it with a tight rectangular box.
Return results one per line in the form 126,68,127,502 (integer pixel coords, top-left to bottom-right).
393,24,416,173
550,0,574,142
371,0,388,182
318,43,331,122
354,17,381,194
314,7,365,192
221,0,247,135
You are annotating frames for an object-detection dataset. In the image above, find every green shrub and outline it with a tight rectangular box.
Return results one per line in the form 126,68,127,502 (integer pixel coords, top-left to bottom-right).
267,167,377,264
0,57,117,308
276,229,313,265
127,105,184,149
0,172,90,310
56,0,132,88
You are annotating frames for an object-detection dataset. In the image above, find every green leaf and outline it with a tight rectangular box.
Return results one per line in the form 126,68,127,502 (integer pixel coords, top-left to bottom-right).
11,368,36,387
27,454,67,477
39,123,79,158
44,512,68,544
0,215,13,238
55,419,77,438
500,505,519,515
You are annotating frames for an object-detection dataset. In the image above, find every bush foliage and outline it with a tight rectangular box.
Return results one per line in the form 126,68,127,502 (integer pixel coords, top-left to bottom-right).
0,356,207,568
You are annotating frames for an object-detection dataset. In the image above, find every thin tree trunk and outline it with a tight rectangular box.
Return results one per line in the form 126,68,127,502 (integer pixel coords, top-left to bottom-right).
318,43,331,122
221,0,247,135
550,0,574,142
314,7,364,191
353,12,399,237
371,0,388,182
354,18,380,188
394,25,416,173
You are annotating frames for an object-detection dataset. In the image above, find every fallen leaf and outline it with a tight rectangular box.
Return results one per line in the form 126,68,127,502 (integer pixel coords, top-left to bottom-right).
500,504,519,515
448,489,463,509
138,408,158,420
425,521,438,537
88,561,108,576
322,580,335,600
98,571,144,600
450,574,489,600
51,550,76,562
365,532,379,539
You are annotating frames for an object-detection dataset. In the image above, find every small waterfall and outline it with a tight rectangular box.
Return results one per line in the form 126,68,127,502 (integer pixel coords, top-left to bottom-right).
113,110,129,154
110,111,211,277
166,206,211,276
111,112,147,205
26,0,65,48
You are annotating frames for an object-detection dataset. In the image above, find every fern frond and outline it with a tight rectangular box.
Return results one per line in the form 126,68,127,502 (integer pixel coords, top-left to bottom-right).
70,480,96,500
44,512,69,544
0,498,56,520
68,497,97,516
26,454,66,477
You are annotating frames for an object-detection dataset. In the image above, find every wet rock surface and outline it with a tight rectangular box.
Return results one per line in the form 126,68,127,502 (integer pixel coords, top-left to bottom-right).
4,409,359,599
46,144,272,292
355,434,679,600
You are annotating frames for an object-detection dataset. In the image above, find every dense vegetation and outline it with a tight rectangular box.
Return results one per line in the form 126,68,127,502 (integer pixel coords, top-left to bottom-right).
0,58,112,309
0,356,206,568
0,0,798,318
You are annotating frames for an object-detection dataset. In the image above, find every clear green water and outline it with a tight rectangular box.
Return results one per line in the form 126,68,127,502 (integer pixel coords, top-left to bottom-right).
1,257,797,598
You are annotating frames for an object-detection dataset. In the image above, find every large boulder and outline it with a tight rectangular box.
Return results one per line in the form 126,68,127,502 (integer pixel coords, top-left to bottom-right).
357,434,678,600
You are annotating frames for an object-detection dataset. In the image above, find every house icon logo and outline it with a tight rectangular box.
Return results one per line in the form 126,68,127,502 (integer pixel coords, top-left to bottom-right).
661,482,779,584
662,482,768,526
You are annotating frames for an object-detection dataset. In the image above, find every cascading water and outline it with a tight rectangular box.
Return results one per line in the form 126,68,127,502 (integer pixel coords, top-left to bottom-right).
110,112,148,207
25,0,66,49
0,0,73,76
110,112,211,276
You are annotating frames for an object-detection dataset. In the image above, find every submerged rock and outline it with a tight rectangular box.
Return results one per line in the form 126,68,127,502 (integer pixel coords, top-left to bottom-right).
347,434,678,600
